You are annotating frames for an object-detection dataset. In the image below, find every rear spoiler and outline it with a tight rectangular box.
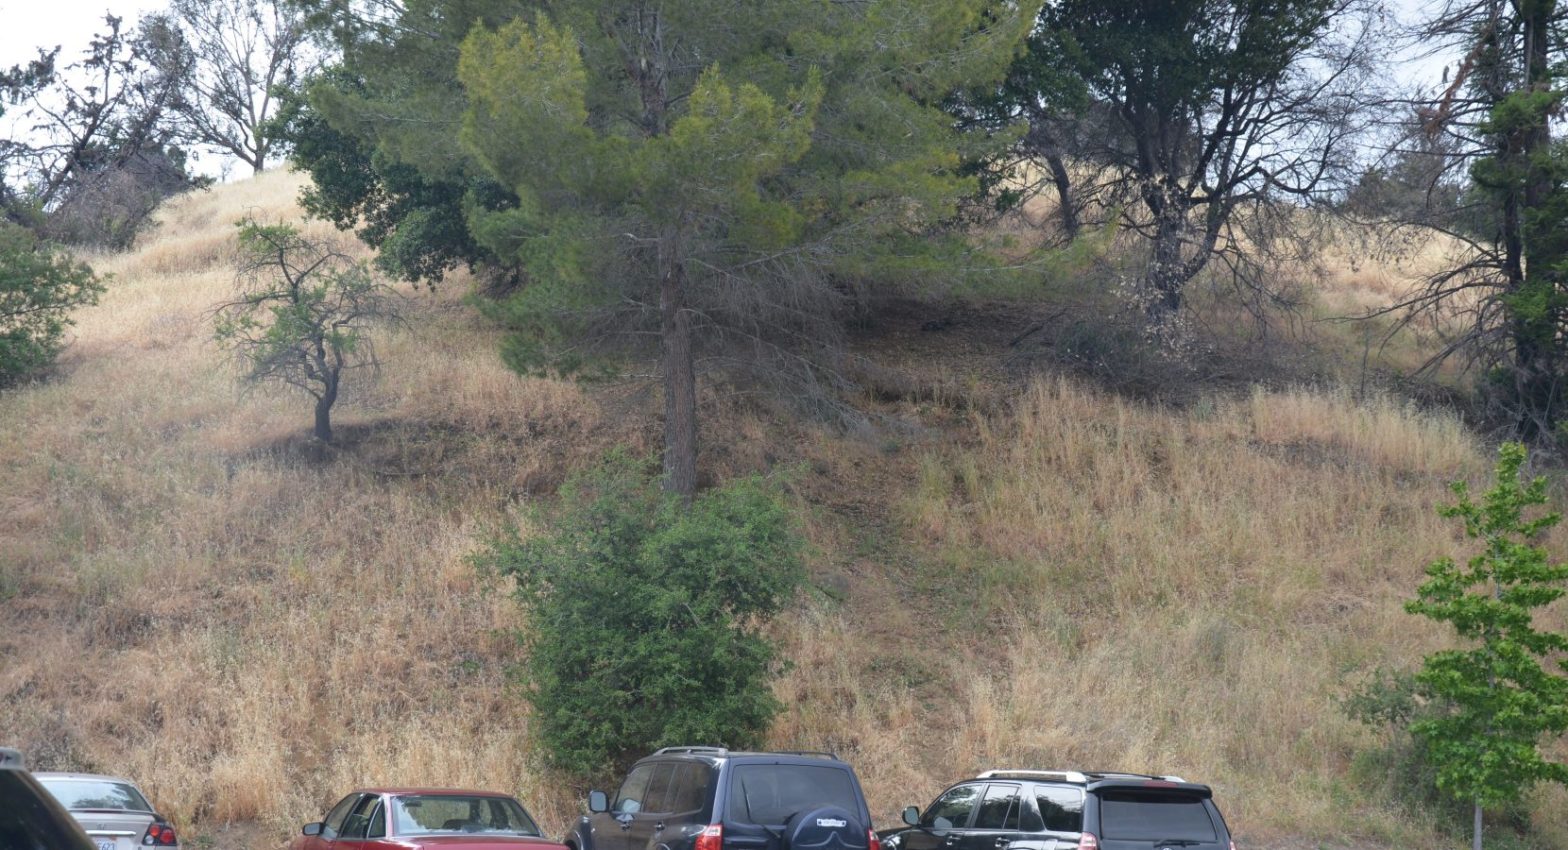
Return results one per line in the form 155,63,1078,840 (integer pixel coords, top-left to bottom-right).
1086,778,1212,798
0,748,23,770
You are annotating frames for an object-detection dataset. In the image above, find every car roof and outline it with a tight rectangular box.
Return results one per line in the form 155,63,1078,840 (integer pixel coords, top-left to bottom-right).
355,787,523,797
32,773,139,784
639,747,849,766
965,769,1212,795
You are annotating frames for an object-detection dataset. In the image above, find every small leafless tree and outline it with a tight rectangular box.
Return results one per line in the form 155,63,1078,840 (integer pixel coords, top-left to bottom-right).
145,0,317,174
215,217,401,443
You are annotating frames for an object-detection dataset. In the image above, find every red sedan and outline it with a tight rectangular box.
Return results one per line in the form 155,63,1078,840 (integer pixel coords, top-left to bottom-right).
290,788,565,850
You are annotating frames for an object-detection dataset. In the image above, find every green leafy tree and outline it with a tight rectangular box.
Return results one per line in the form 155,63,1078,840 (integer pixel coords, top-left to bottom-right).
1407,442,1568,850
292,0,1034,497
478,452,805,776
0,223,104,385
214,217,400,442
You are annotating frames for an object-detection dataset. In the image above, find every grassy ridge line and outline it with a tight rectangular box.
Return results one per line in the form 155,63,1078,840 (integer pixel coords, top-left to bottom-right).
0,170,1563,849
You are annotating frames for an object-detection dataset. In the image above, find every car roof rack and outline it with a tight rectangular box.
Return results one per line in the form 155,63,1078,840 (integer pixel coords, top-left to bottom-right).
774,750,840,760
0,748,23,770
1082,771,1188,783
654,746,730,756
976,769,1089,783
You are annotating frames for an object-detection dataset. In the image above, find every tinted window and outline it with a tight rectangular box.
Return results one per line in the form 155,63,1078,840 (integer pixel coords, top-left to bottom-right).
323,794,363,840
1034,787,1083,833
725,764,860,825
972,785,1018,830
341,795,380,840
615,765,656,814
644,764,678,814
37,780,152,813
921,785,981,830
392,795,540,836
666,763,713,814
1097,792,1216,842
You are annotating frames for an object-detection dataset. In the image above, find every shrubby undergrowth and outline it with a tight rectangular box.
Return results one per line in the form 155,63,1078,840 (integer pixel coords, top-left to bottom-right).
477,452,805,778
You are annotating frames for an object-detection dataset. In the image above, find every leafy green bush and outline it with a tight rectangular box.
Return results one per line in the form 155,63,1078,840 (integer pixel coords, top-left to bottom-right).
479,452,805,777
0,223,103,385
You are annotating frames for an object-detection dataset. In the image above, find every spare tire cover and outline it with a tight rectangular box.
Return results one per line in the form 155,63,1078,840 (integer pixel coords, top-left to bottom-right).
784,807,868,850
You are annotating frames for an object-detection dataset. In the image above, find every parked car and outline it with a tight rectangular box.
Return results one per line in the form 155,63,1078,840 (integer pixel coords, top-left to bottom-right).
0,747,98,850
290,788,563,850
565,747,877,850
882,769,1233,850
33,772,180,850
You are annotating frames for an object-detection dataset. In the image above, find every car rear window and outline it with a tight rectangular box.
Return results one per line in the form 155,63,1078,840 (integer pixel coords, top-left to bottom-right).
725,764,860,825
37,780,152,813
1096,791,1216,842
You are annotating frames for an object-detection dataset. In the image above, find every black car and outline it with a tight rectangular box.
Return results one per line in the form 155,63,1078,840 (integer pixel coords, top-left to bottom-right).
883,769,1233,850
0,747,99,850
565,747,878,850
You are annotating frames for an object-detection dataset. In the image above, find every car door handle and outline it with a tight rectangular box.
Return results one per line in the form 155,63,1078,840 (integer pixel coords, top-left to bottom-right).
654,822,665,832
616,815,633,830
994,840,1011,848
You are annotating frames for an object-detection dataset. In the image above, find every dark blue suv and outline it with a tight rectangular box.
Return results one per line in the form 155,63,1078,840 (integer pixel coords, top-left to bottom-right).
565,748,878,850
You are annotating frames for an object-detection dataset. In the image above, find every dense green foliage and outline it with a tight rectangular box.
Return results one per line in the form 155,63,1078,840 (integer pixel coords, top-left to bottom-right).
1406,442,1568,837
479,453,805,776
214,218,399,441
0,223,104,385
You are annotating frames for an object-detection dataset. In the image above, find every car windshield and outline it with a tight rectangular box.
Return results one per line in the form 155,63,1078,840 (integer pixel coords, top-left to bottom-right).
391,795,540,837
38,780,152,813
725,764,859,826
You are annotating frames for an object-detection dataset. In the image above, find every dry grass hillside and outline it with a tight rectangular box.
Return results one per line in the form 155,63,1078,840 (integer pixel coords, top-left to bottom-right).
3,170,1567,850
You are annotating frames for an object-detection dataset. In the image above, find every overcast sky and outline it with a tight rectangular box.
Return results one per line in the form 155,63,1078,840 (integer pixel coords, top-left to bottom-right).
1,0,1455,179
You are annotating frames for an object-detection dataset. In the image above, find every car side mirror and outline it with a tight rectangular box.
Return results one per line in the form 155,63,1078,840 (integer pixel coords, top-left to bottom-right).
303,823,323,837
588,790,609,814
902,806,920,826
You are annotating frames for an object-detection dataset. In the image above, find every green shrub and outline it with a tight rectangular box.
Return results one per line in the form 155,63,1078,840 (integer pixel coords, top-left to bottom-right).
479,452,805,778
0,223,103,385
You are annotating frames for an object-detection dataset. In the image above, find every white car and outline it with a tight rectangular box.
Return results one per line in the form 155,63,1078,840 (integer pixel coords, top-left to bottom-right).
33,773,179,850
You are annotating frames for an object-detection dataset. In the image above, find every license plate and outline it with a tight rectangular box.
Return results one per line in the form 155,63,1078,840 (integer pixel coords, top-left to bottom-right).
95,842,114,850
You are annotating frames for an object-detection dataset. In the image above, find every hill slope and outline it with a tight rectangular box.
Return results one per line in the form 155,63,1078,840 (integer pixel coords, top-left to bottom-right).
2,170,1565,850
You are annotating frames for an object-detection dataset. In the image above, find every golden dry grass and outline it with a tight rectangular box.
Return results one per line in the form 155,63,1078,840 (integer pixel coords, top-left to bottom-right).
2,169,1566,850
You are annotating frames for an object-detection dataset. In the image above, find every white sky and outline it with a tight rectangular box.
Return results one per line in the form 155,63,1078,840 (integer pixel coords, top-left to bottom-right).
0,0,1456,180
0,0,167,68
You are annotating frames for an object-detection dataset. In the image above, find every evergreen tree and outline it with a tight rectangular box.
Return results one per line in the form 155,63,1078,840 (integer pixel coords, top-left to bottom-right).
292,0,1033,496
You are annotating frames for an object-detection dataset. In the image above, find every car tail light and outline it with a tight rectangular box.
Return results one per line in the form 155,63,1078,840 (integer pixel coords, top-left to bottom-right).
1075,834,1097,850
1229,843,1236,850
695,824,722,850
867,828,881,850
142,823,178,846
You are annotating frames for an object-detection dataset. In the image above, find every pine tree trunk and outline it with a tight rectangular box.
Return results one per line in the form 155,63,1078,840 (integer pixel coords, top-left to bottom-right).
1472,801,1482,850
1045,150,1078,239
660,229,697,499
